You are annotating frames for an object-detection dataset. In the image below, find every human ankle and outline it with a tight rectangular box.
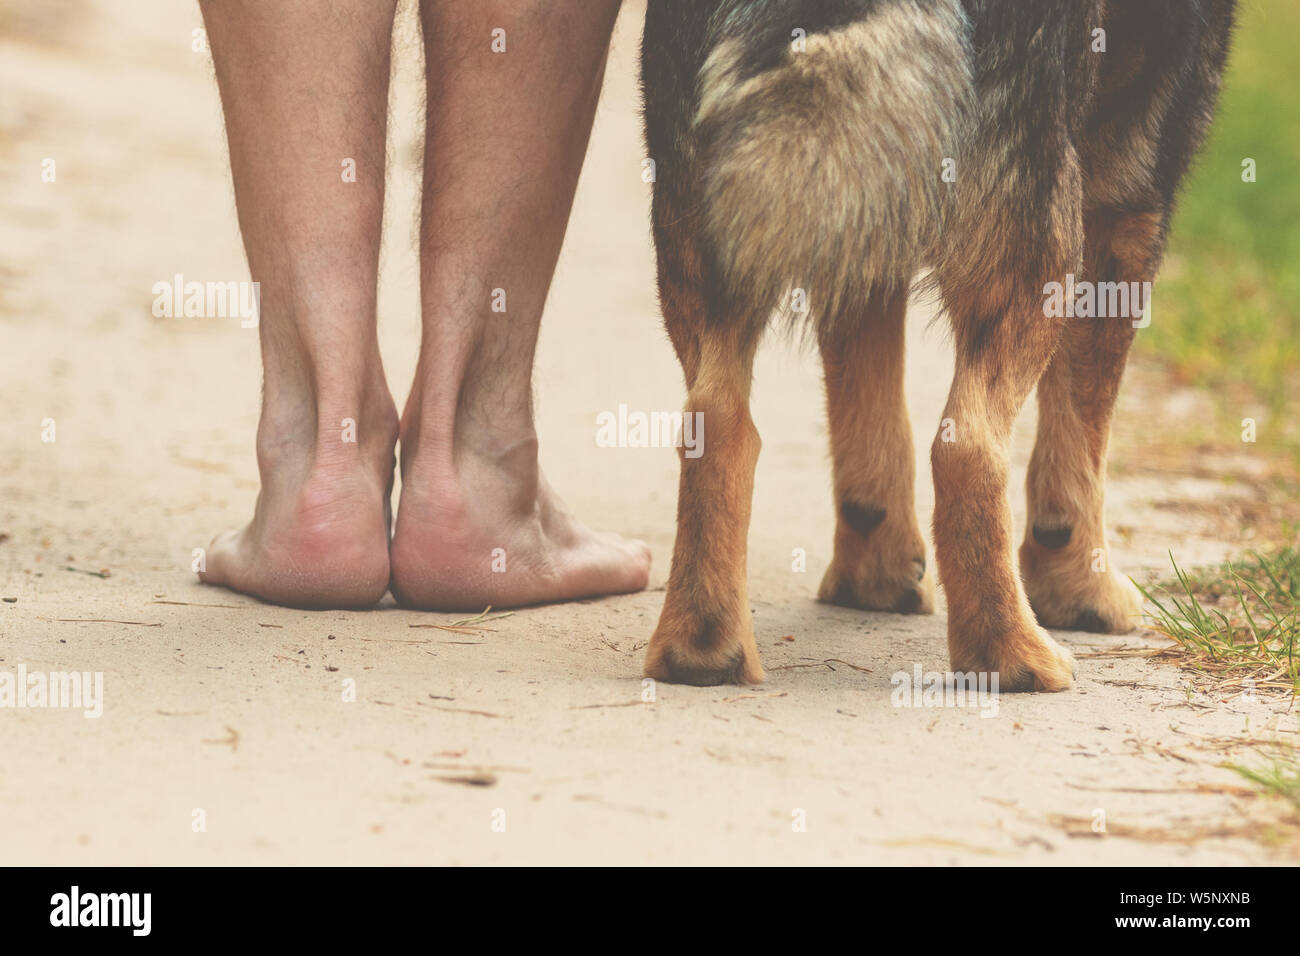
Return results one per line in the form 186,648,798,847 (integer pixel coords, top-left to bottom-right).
256,382,396,482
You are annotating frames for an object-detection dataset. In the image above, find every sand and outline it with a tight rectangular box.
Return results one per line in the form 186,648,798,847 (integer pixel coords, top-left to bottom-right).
0,0,1294,865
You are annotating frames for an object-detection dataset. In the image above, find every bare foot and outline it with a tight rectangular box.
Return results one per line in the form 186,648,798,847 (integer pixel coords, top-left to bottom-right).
199,398,398,609
390,431,650,611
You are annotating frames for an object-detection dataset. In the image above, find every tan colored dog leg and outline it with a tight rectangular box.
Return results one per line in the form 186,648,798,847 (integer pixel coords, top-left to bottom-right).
1021,208,1164,633
640,196,764,686
817,287,934,614
932,280,1076,693
644,323,763,686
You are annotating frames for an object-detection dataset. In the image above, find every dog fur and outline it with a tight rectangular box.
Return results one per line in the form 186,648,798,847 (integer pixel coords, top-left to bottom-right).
640,0,1235,689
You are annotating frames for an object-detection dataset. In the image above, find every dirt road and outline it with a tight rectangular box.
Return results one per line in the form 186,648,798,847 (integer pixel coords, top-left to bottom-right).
0,0,1293,864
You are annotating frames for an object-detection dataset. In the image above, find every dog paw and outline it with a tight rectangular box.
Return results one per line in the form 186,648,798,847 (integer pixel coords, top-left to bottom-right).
951,622,1076,693
643,608,763,686
818,552,935,614
1021,547,1143,634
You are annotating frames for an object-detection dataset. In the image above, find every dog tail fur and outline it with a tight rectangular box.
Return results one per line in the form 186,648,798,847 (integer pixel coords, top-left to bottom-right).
693,0,972,328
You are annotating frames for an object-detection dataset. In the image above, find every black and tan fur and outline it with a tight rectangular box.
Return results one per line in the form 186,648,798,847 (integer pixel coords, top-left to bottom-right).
640,0,1235,689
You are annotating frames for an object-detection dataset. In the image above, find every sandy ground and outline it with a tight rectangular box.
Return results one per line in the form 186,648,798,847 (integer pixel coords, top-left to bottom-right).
1,1,1295,865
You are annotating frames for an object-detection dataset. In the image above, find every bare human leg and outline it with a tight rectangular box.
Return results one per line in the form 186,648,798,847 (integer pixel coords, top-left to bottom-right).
198,0,400,608
390,0,650,610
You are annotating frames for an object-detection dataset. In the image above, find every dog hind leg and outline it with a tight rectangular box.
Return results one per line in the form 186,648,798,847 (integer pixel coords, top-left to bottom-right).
932,290,1078,692
931,110,1088,692
642,324,764,686
641,201,765,686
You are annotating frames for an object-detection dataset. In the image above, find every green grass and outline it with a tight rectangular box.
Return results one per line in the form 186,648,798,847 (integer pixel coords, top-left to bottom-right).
1138,546,1300,695
1230,754,1300,813
1143,547,1300,822
1141,0,1300,415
